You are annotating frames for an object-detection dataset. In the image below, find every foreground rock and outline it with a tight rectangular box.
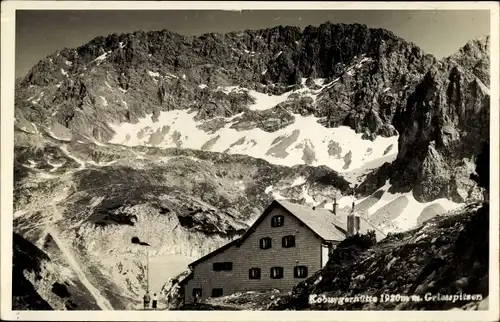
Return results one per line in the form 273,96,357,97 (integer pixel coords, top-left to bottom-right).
269,203,489,310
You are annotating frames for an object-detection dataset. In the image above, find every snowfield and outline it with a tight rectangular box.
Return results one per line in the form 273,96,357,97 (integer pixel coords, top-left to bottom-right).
352,181,465,233
107,80,399,185
108,109,398,185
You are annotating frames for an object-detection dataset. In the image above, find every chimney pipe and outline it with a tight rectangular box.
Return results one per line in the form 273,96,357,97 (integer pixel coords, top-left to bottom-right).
354,215,360,235
333,197,338,215
347,214,354,235
347,201,356,235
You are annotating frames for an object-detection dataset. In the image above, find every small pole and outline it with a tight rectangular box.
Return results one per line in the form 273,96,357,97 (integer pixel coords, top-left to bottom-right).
146,247,149,293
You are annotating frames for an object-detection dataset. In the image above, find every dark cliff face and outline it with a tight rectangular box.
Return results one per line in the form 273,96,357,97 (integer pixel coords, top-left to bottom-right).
16,23,435,142
21,23,408,88
12,233,53,310
390,37,490,203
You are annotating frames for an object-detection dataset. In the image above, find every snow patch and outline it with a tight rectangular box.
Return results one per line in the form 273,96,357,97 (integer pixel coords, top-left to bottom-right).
246,89,291,111
314,78,326,86
261,69,268,75
39,172,57,179
46,130,71,142
83,135,108,147
301,185,316,204
322,78,340,90
198,84,208,89
390,193,463,232
148,71,160,78
94,51,110,62
475,76,490,95
26,160,37,169
60,69,68,77
217,86,243,95
218,80,335,112
356,57,372,68
47,160,64,172
60,146,86,171
100,96,108,107
361,181,465,232
291,176,307,187
64,60,73,66
14,210,29,219
31,92,45,104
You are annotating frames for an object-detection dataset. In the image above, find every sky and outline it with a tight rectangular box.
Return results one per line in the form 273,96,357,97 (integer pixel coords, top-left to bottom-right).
15,9,491,78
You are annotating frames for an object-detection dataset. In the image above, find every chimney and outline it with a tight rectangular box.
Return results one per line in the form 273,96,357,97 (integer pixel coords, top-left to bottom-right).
354,215,360,235
332,197,338,215
347,213,354,235
347,201,356,235
312,206,316,210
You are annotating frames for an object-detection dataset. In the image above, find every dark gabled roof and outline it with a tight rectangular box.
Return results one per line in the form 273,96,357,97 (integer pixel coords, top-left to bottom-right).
188,199,350,268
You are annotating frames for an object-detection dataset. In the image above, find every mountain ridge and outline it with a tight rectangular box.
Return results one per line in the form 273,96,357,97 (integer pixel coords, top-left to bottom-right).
16,22,435,143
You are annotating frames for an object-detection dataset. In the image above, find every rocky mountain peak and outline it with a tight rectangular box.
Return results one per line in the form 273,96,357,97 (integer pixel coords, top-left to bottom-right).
21,22,428,88
389,36,490,203
444,35,490,86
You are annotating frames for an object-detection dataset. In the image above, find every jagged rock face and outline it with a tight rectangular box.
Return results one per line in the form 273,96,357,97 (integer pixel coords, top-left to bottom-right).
390,38,490,203
12,232,105,310
444,36,490,86
16,23,435,142
12,233,53,310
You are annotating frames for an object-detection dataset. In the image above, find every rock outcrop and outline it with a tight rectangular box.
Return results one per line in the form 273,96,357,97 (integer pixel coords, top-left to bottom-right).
390,37,490,202
268,203,489,310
